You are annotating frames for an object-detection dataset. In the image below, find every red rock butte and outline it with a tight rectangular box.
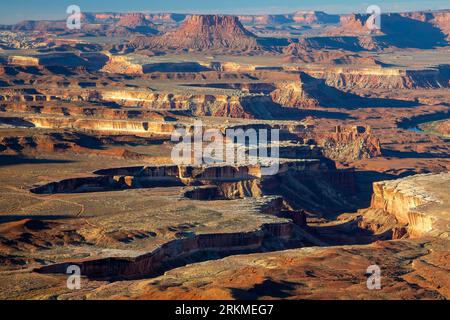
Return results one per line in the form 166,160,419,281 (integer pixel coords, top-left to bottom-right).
132,15,259,51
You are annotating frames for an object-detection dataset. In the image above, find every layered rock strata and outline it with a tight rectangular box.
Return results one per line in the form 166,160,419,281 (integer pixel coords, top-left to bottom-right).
371,172,450,238
132,15,259,51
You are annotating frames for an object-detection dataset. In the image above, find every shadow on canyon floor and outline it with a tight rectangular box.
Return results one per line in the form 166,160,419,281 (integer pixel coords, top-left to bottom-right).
231,279,299,299
272,108,354,121
0,155,73,167
353,170,399,208
382,149,450,159
381,14,449,49
0,215,70,224
308,219,394,246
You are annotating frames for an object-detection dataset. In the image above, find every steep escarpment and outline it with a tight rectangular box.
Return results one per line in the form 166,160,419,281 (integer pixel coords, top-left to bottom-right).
270,72,415,108
0,103,169,122
36,219,296,280
26,117,178,135
307,66,450,89
0,86,279,119
338,14,373,35
30,159,356,214
32,161,359,280
97,90,279,119
100,54,144,75
371,172,450,238
270,74,321,108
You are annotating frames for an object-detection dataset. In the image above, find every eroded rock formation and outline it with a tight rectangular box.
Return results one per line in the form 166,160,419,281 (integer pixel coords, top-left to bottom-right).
307,66,450,89
36,218,295,280
315,125,382,161
132,15,259,51
371,172,450,238
101,54,144,75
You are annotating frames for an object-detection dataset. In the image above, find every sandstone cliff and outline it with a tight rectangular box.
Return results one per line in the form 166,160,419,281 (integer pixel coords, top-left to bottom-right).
100,54,144,75
371,172,450,238
306,66,450,89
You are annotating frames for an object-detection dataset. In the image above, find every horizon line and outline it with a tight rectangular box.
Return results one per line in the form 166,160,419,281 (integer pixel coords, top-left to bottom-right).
2,7,449,25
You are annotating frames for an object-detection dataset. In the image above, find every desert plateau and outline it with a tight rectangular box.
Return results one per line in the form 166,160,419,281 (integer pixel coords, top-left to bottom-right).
0,1,449,303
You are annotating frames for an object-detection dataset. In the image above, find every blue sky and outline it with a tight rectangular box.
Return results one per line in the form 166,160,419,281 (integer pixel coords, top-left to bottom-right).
0,0,449,24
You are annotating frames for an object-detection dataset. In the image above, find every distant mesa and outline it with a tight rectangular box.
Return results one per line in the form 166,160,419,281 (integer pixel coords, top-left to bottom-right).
112,13,159,36
116,13,155,28
10,13,160,36
332,11,450,49
132,15,260,51
292,11,340,24
237,11,340,25
12,20,67,32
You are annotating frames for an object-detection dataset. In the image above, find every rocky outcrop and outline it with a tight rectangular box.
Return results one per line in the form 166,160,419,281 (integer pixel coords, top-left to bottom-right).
132,15,259,51
8,56,40,67
209,61,256,72
317,125,382,161
291,125,381,162
100,54,144,75
270,73,321,108
371,172,450,238
338,14,374,35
